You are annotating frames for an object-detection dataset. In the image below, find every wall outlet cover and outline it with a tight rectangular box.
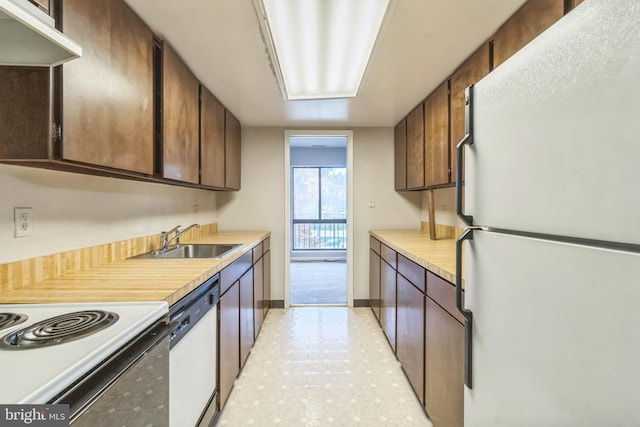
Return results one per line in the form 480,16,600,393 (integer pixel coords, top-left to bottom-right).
14,207,33,238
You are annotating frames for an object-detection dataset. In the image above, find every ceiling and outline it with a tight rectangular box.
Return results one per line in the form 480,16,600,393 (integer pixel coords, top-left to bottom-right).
124,0,528,128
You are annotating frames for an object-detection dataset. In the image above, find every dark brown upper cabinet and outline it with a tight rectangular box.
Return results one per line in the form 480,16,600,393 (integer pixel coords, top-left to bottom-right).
225,110,241,191
424,81,450,188
200,86,226,188
394,119,407,191
161,43,199,184
566,0,584,12
406,103,425,190
60,0,154,175
0,0,154,175
449,43,490,181
492,0,564,69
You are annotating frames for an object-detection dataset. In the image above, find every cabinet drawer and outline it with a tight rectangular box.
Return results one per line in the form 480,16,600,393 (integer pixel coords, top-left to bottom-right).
369,236,381,254
252,242,263,264
398,255,425,294
220,251,252,295
427,271,464,324
381,244,397,269
263,237,270,252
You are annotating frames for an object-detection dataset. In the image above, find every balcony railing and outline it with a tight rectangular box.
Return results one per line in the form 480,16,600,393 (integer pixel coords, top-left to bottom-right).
293,220,346,250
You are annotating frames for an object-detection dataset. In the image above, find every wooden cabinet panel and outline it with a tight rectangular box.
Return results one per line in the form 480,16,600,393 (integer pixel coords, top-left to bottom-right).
427,271,465,324
219,281,240,409
450,43,490,181
253,256,264,339
398,255,425,294
30,0,49,12
162,43,199,183
396,275,425,404
424,81,450,187
425,298,464,427
200,86,226,187
380,260,397,352
381,244,397,269
225,110,241,190
567,0,584,10
492,0,564,68
406,103,425,189
394,119,407,191
252,242,263,264
220,251,252,295
369,248,381,322
60,0,154,174
263,250,271,317
0,67,50,159
369,236,381,255
239,268,254,368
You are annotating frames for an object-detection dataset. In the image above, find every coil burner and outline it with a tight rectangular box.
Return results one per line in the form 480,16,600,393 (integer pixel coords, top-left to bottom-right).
0,313,28,332
0,310,119,349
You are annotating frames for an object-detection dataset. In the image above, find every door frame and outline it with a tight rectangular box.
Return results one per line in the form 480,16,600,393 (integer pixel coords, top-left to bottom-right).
284,130,354,308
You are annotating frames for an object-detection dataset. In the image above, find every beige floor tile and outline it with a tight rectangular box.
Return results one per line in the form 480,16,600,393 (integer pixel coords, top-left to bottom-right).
218,307,432,426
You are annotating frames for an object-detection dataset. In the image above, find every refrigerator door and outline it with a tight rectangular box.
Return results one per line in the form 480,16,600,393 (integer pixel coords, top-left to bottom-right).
465,0,640,244
464,230,640,426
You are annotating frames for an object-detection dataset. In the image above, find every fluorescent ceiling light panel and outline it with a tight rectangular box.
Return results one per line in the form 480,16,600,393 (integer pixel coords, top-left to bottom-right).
260,0,389,100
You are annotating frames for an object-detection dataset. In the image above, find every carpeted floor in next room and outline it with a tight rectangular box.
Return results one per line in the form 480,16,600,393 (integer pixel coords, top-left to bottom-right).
290,261,347,305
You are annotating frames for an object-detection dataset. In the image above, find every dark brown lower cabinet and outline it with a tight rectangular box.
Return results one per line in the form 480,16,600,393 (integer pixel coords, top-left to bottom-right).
219,281,240,409
425,297,464,427
253,256,264,339
380,260,397,351
239,268,254,368
369,248,381,321
263,249,271,318
396,275,425,404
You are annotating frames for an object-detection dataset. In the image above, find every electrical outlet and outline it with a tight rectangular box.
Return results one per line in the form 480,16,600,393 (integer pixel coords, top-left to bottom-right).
14,207,33,238
368,196,375,208
193,204,199,214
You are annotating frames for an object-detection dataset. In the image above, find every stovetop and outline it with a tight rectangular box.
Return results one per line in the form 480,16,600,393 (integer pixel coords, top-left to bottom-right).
0,302,168,404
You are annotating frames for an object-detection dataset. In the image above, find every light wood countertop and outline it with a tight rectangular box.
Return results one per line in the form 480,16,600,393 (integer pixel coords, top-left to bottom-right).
0,231,269,306
370,229,463,286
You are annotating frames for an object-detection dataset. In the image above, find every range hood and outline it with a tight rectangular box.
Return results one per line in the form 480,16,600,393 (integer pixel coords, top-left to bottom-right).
0,0,81,66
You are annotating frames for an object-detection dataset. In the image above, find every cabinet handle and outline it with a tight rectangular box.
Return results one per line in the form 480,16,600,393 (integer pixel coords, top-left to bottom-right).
455,85,474,226
456,228,476,388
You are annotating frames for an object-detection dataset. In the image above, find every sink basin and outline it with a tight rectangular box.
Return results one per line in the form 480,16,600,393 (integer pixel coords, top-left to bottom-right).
130,244,243,259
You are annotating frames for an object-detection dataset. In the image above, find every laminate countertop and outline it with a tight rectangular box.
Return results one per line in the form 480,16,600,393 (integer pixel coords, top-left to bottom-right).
0,231,269,306
370,229,463,286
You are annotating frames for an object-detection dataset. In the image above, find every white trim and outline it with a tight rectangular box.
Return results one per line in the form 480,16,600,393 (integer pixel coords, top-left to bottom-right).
284,129,354,308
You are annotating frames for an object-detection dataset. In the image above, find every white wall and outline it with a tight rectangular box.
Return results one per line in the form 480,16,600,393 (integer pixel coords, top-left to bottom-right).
421,187,466,228
217,126,421,302
0,164,216,263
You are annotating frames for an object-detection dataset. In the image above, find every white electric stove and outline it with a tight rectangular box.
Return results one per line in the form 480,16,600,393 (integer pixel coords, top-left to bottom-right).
0,302,168,405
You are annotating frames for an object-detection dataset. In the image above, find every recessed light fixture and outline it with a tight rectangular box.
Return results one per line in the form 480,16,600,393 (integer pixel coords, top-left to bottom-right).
254,0,392,100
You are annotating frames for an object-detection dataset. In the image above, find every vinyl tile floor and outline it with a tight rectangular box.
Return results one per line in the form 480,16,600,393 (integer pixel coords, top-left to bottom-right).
218,307,432,426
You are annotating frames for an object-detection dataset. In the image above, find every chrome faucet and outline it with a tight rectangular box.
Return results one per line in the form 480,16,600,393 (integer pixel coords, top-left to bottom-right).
159,224,200,252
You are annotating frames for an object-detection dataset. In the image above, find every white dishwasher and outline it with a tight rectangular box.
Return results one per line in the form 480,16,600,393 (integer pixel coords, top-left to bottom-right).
169,274,220,427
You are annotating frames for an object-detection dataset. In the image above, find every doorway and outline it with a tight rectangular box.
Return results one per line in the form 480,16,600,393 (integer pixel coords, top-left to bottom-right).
284,131,354,307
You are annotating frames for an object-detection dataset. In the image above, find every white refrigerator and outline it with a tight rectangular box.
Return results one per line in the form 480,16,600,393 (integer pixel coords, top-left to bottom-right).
455,0,640,426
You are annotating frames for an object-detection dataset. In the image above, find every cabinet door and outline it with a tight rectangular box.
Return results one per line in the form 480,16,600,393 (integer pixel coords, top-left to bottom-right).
406,103,425,189
219,282,240,409
425,297,464,427
369,249,381,322
424,81,450,187
61,0,154,174
200,86,226,188
263,250,271,318
492,0,564,68
394,119,407,191
567,0,584,10
162,43,199,183
253,256,264,339
449,43,490,181
396,275,425,404
225,110,241,190
380,260,397,352
239,268,254,368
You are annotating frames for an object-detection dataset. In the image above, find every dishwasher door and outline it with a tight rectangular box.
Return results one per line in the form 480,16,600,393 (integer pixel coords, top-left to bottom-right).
170,282,219,427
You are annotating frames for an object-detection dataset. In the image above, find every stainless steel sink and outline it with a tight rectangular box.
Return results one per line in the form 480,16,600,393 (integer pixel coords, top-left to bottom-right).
130,244,243,259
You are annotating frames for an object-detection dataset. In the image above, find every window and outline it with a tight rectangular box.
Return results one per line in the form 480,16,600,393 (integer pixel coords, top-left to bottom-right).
292,167,346,250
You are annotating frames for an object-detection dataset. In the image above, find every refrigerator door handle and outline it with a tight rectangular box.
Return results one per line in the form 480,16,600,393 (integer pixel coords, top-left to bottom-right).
456,227,477,388
456,85,474,226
